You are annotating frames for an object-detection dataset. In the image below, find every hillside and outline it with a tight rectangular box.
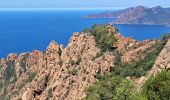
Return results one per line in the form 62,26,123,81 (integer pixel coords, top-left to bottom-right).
0,25,170,100
85,6,170,26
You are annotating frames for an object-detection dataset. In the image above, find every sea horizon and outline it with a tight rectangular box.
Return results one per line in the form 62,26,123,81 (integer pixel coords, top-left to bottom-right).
0,7,124,11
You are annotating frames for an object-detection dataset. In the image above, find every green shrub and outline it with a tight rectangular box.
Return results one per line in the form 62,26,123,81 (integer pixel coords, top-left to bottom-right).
86,77,136,100
95,53,102,58
161,33,170,41
70,60,75,66
58,59,63,66
5,60,16,81
17,98,22,100
22,53,29,60
95,67,104,81
28,72,37,82
95,73,104,81
113,51,122,66
20,61,26,71
71,68,78,75
142,71,170,100
45,75,49,83
48,88,53,97
20,53,29,72
83,24,117,52
76,58,81,65
58,47,62,56
92,53,103,61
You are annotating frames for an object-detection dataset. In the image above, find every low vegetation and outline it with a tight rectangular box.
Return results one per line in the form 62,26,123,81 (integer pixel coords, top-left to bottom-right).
48,88,53,98
83,24,117,52
76,58,81,65
16,71,37,90
58,47,62,56
161,33,170,41
20,53,29,72
86,70,170,100
58,59,63,66
111,39,167,78
70,68,78,75
142,70,170,100
28,72,37,82
70,60,75,66
5,60,16,81
86,77,137,100
85,24,169,100
0,60,17,100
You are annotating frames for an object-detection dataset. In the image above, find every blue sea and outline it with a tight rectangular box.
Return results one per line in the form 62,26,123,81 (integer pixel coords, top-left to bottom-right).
0,10,170,57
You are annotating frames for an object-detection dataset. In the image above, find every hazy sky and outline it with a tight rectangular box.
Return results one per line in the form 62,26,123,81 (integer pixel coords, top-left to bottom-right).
0,0,170,9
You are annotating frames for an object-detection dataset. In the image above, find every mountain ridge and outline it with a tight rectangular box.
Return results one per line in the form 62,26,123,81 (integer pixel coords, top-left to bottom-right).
85,6,170,26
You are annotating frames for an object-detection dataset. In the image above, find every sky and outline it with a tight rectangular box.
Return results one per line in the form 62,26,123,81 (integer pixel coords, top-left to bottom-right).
0,0,170,9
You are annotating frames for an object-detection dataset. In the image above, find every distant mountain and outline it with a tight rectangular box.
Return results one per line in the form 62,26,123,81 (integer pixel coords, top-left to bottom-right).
165,8,170,13
85,6,170,25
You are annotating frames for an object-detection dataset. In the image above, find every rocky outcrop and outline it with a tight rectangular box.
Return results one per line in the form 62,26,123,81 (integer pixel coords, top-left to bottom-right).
114,33,156,63
42,33,114,100
0,32,115,100
0,29,164,100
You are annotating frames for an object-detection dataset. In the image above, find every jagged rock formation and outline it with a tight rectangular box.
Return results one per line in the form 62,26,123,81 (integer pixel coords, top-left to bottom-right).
0,27,167,100
1,32,115,100
114,33,156,63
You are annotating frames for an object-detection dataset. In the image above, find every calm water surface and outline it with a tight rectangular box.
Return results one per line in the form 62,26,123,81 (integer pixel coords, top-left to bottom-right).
0,10,170,57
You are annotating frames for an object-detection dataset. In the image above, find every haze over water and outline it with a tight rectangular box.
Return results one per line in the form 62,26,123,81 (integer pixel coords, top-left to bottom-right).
0,10,170,57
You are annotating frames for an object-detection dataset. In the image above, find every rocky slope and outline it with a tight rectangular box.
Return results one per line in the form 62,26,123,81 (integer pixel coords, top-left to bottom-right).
0,32,115,100
0,25,168,100
85,6,170,26
135,38,170,90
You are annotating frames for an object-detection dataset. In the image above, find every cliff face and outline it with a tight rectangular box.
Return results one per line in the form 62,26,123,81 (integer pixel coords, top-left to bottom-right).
0,26,167,100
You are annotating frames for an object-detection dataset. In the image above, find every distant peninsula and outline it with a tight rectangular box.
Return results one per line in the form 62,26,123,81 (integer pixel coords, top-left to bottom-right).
85,6,170,26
